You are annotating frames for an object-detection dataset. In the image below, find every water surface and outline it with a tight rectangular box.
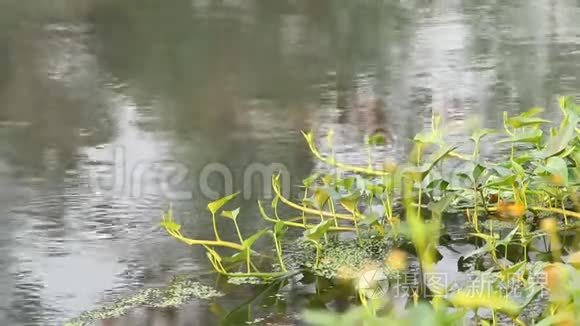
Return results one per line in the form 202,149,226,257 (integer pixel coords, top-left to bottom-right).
1,1,580,325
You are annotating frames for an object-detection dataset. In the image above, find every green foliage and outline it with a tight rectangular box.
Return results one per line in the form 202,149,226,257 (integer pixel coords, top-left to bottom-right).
158,96,580,326
208,192,240,214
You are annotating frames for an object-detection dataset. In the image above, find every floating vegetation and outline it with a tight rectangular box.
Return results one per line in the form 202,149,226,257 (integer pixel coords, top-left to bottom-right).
65,276,222,326
227,276,267,285
159,96,579,325
284,237,403,280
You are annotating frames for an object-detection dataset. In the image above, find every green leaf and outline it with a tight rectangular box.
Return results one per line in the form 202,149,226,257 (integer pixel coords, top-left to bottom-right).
302,131,314,145
497,225,520,247
404,145,456,181
366,184,385,198
303,174,319,188
534,313,576,326
538,122,575,158
497,129,543,144
313,188,330,209
473,163,486,182
521,107,545,117
222,251,246,264
220,208,240,221
340,177,355,191
162,219,181,233
273,221,287,238
425,178,450,192
454,174,472,190
339,193,360,214
510,159,526,178
429,193,457,218
470,232,499,243
505,107,550,128
500,261,526,279
321,175,335,186
571,146,580,166
207,192,240,214
538,102,580,158
457,162,487,185
545,156,569,185
557,145,576,159
506,116,550,129
359,212,379,226
484,174,516,189
510,283,541,309
242,229,268,249
161,210,181,233
558,96,575,115
414,130,438,145
461,242,495,260
304,219,333,242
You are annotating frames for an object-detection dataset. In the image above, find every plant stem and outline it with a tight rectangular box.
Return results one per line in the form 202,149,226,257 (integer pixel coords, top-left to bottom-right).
314,242,321,267
211,213,221,241
272,183,354,220
530,206,580,219
417,186,422,217
258,208,356,232
353,211,361,242
329,199,338,227
273,234,287,272
167,228,243,250
473,186,479,231
301,188,309,226
561,202,568,225
519,217,527,262
485,206,580,219
233,220,244,244
385,192,393,224
479,188,488,214
250,260,261,273
305,140,389,176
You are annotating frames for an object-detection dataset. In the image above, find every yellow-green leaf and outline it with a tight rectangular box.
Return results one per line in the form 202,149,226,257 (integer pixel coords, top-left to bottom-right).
221,207,240,221
207,192,240,214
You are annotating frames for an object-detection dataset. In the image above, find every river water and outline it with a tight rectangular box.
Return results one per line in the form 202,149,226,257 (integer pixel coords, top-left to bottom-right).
1,1,580,325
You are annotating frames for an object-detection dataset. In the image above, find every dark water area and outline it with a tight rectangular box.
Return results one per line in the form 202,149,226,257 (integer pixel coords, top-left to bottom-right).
1,0,580,325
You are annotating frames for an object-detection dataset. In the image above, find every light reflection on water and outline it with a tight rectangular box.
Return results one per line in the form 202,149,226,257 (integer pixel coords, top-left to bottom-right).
0,0,580,325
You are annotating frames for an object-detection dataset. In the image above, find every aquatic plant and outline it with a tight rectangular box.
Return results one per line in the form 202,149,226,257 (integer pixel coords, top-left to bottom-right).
65,276,222,326
158,96,579,325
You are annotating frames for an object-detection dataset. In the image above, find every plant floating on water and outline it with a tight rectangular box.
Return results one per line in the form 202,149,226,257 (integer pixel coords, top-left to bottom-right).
161,96,579,325
65,276,222,326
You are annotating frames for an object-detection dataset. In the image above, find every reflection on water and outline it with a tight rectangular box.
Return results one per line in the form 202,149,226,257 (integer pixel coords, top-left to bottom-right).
1,0,580,324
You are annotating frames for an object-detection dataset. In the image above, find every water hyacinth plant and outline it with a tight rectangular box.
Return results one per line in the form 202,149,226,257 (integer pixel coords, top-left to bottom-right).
161,96,579,325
